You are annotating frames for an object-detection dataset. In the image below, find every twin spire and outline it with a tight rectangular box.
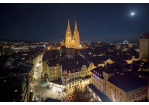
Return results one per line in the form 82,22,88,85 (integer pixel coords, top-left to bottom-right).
67,20,77,32
67,20,71,32
75,21,77,30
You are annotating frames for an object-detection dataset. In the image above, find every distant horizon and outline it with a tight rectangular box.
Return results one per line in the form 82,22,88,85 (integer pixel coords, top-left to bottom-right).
0,38,139,43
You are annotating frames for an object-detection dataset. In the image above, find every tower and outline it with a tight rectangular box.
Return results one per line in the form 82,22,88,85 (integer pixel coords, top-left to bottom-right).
73,21,80,49
61,39,65,46
65,20,72,48
139,31,149,62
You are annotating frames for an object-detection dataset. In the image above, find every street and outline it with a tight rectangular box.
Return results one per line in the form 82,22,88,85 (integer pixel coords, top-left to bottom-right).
32,63,70,102
31,63,90,102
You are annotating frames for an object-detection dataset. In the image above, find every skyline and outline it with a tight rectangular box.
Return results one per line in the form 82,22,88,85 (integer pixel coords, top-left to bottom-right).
0,3,149,42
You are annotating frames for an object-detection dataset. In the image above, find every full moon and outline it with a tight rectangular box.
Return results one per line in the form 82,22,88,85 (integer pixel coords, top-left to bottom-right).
131,12,134,15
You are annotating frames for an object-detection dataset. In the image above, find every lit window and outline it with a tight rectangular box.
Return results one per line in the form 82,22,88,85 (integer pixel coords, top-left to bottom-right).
15,90,17,92
55,71,57,73
55,67,57,69
139,75,141,78
4,80,6,83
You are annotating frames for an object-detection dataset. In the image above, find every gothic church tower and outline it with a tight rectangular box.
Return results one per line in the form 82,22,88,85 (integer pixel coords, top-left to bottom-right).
73,21,80,49
65,20,72,48
61,20,80,49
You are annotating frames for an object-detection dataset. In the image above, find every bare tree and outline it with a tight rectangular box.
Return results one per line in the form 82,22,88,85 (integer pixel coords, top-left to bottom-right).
67,85,94,102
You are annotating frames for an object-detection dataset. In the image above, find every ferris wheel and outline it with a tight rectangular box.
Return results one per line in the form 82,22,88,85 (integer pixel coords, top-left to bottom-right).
123,40,129,44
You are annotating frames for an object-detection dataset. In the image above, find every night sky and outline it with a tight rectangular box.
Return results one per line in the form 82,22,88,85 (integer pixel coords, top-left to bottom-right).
0,3,149,42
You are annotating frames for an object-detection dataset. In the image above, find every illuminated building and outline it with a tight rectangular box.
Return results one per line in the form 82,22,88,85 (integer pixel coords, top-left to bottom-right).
61,20,80,49
139,31,149,62
47,62,62,81
90,65,148,102
108,74,148,102
87,62,97,76
42,50,58,78
46,57,89,90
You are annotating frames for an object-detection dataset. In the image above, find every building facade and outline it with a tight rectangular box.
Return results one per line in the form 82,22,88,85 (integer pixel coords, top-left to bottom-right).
108,74,148,102
139,31,149,62
47,63,62,81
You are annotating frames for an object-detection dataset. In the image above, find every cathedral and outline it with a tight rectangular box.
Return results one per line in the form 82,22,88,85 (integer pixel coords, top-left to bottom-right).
61,20,80,49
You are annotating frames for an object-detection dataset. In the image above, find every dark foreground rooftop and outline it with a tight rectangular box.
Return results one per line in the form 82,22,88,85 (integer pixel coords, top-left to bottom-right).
108,74,148,92
44,97,61,102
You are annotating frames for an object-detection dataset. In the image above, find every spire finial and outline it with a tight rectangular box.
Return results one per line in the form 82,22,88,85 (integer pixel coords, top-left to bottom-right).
75,21,77,30
67,20,71,31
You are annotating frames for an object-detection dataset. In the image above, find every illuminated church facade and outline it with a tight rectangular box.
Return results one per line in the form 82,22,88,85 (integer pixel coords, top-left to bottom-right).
61,20,80,49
